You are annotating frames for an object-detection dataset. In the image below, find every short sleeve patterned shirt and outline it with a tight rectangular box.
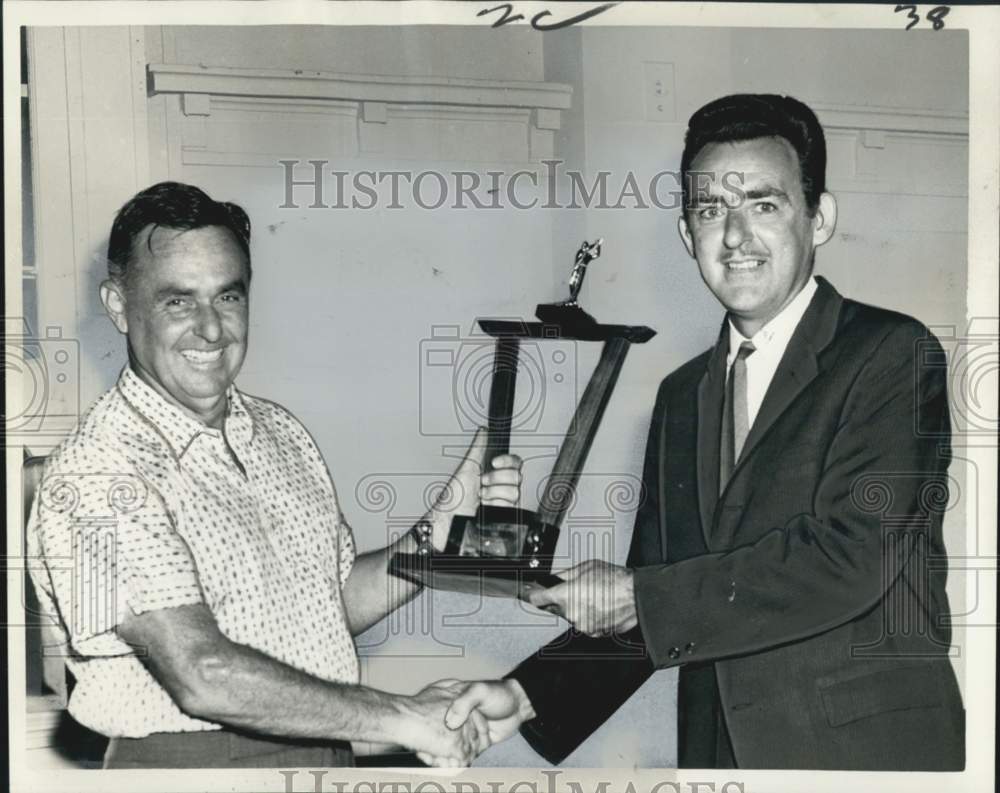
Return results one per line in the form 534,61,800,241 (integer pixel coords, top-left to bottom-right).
27,367,360,737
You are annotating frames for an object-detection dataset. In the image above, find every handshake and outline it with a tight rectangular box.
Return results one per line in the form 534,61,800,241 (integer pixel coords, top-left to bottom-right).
395,677,534,767
394,558,640,766
387,430,641,766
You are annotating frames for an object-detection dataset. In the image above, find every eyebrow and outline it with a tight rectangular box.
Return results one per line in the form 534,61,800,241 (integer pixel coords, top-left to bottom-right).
154,279,247,301
690,187,790,211
219,279,248,296
743,187,790,202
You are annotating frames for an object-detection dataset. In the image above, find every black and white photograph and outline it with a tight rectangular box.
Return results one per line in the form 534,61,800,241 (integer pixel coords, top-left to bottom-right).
4,2,997,793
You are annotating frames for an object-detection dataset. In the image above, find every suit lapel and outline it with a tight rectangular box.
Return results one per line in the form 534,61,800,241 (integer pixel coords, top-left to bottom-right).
696,278,845,546
696,326,729,549
731,277,844,482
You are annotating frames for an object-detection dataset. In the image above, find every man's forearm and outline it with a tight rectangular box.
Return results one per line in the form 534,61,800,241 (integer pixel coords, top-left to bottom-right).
181,637,475,760
341,522,438,635
341,437,524,635
156,628,413,745
122,603,471,761
340,439,523,635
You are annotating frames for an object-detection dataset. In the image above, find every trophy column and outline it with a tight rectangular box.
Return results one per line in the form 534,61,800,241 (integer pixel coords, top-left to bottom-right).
484,337,520,466
535,335,632,528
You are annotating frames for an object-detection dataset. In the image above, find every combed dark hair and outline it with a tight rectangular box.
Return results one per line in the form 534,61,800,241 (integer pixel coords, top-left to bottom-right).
107,182,252,283
680,93,827,214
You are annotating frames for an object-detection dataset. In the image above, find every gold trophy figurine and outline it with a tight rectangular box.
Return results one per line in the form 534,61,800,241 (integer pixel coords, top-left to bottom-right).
564,238,604,306
536,237,607,331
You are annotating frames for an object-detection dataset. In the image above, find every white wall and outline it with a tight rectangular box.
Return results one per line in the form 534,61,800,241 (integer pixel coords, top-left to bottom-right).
163,25,546,81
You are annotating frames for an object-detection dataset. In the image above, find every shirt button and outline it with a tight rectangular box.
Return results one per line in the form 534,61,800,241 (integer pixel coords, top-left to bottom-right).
685,642,696,654
667,646,681,660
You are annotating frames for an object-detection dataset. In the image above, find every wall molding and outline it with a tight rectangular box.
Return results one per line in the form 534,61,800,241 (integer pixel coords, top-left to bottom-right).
812,101,968,137
148,63,573,124
154,64,571,166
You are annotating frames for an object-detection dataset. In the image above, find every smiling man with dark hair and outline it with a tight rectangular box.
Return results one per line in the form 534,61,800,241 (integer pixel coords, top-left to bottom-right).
446,94,965,771
27,181,524,769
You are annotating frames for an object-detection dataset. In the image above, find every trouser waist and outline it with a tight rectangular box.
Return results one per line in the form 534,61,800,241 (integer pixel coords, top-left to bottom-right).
104,727,354,769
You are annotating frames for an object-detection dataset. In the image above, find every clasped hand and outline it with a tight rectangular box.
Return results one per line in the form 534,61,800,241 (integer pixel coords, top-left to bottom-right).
527,559,638,637
409,678,535,767
428,427,523,549
404,436,635,765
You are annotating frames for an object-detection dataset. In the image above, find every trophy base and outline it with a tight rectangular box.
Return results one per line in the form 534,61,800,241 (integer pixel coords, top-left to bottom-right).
388,553,561,599
534,302,599,333
478,311,655,344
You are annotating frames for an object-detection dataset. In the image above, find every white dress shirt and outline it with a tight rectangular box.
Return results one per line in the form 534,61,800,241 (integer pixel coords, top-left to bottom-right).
725,277,819,429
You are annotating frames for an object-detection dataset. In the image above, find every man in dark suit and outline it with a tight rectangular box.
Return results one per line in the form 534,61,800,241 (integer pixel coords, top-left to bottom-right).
444,94,965,770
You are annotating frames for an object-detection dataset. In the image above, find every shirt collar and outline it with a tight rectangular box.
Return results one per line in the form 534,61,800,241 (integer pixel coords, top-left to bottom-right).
226,387,254,448
727,276,819,361
117,366,253,458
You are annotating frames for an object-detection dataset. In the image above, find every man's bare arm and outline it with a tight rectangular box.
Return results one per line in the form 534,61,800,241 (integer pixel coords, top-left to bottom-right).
341,528,430,635
341,430,521,635
119,603,477,761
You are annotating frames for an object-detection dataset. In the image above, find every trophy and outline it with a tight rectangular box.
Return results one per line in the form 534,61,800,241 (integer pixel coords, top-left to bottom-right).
389,240,655,599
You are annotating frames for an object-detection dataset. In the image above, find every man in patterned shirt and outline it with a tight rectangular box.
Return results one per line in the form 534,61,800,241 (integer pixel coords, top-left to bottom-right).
28,181,527,769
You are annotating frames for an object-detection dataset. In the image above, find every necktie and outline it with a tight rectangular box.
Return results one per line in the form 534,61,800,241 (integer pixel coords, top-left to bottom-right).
720,340,755,491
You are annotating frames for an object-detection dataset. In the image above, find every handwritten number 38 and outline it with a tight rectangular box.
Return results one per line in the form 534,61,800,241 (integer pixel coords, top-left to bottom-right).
895,5,950,31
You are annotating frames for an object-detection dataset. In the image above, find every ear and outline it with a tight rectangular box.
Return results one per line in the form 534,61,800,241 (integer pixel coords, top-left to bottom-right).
100,279,129,335
812,192,838,248
677,214,696,259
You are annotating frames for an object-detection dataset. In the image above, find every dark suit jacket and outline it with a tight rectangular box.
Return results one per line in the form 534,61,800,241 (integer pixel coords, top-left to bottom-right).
510,278,964,770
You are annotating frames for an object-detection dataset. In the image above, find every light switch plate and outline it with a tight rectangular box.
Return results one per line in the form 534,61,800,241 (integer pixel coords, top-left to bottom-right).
643,61,675,122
